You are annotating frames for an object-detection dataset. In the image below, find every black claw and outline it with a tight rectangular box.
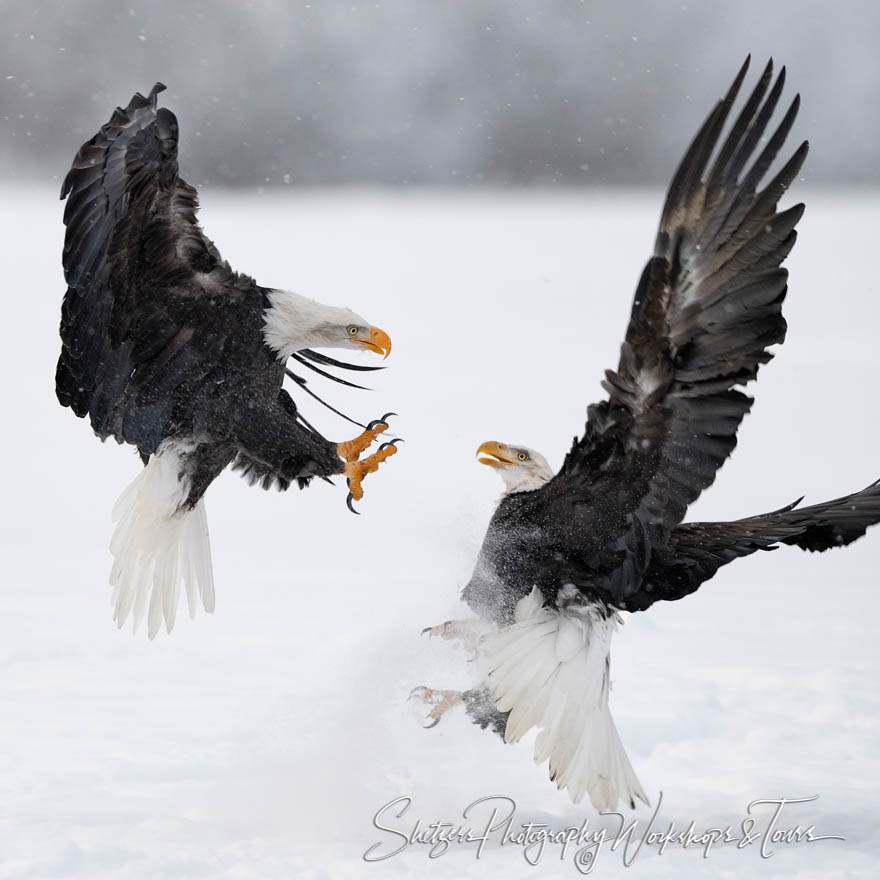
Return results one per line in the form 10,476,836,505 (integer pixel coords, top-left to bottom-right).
346,493,360,515
421,626,433,638
379,439,401,451
408,686,444,728
366,413,395,431
366,413,397,432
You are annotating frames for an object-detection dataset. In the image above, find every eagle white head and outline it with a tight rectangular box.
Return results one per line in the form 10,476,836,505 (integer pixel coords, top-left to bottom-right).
263,289,391,360
476,441,554,494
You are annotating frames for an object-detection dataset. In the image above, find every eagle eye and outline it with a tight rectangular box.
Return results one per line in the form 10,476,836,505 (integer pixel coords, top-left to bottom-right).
517,451,528,461
347,325,359,336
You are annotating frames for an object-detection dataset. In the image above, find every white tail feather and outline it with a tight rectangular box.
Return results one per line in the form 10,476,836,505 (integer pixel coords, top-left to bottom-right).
484,586,648,812
109,443,214,639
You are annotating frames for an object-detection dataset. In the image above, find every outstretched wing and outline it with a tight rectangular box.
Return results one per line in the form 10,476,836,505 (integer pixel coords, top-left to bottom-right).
542,58,807,603
56,84,231,450
627,480,880,611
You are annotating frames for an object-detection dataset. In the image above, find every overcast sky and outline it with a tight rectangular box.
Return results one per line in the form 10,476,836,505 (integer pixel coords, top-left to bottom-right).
3,0,880,186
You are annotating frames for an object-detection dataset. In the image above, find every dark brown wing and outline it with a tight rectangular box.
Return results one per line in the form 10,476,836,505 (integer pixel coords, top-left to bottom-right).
540,58,807,603
626,481,880,611
56,83,229,447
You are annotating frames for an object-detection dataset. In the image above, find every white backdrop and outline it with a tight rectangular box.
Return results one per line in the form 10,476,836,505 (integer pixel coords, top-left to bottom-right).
1,187,878,878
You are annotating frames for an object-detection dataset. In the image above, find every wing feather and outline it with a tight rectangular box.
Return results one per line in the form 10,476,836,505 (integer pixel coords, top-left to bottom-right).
56,84,225,446
629,481,880,611
548,59,808,604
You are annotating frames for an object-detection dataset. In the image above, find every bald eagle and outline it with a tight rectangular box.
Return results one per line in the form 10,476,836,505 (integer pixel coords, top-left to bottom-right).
412,59,880,811
57,84,397,639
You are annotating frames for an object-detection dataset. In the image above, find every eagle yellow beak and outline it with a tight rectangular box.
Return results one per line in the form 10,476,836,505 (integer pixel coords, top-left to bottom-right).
477,441,517,468
352,326,392,359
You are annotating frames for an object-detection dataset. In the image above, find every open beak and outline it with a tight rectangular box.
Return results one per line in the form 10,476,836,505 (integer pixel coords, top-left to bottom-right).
476,441,517,469
352,326,392,359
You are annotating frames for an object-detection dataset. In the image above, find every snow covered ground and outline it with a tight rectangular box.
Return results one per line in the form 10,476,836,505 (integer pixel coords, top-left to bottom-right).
1,187,879,879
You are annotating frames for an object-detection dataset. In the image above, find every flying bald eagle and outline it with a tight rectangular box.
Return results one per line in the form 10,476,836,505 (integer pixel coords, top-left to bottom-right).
412,59,880,811
57,84,397,639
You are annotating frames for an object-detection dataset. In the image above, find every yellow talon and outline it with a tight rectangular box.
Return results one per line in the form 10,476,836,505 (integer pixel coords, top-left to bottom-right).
336,414,394,462
337,415,399,511
408,687,465,728
344,444,399,501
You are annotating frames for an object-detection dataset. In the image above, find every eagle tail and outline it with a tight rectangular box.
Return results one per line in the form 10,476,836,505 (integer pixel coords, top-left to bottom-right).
109,443,215,638
540,699,647,814
485,587,648,812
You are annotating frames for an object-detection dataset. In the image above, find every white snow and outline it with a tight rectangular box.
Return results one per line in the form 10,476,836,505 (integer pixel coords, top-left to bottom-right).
1,187,878,878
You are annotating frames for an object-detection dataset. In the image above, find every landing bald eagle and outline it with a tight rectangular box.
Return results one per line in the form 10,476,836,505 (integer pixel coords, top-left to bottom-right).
413,59,880,811
57,84,397,639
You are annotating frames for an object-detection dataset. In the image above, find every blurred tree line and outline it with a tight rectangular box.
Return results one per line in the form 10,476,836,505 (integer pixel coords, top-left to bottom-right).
2,0,879,186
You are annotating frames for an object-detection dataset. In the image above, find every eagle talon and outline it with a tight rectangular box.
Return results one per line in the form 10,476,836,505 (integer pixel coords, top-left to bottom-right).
420,619,487,656
341,441,399,508
366,412,396,432
337,414,397,463
422,620,454,639
409,686,464,728
346,492,359,515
